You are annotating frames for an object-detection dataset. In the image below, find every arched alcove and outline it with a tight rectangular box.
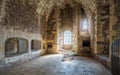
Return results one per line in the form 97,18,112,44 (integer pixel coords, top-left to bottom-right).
5,38,28,57
62,30,73,50
31,40,41,51
80,8,89,32
5,38,18,57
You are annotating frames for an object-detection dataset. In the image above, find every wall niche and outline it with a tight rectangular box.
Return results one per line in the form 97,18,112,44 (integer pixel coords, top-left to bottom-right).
5,38,28,57
31,40,41,51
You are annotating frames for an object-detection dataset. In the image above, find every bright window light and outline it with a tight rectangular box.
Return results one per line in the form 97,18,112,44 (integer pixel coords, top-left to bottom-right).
64,31,72,45
81,19,88,30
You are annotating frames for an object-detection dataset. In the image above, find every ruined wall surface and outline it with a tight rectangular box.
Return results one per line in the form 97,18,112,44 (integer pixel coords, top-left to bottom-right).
0,0,99,57
2,0,39,33
60,5,74,50
57,3,96,54
89,13,97,55
0,0,116,69
0,0,42,61
36,0,98,54
0,50,41,71
94,0,111,55
111,0,120,38
94,0,116,70
0,0,3,12
45,4,80,53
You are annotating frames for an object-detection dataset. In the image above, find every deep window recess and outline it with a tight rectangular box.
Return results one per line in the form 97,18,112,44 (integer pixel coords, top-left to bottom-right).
80,8,89,31
64,31,72,45
81,19,88,30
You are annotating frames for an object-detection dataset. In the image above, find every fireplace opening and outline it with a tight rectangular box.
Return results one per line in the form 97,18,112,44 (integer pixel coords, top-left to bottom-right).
47,43,53,48
82,40,90,47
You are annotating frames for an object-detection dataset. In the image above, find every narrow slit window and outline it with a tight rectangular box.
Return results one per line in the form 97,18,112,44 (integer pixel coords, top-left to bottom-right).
80,8,89,31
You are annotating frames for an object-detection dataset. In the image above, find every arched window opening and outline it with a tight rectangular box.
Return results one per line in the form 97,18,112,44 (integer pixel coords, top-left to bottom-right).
82,19,88,30
80,8,89,31
64,31,72,45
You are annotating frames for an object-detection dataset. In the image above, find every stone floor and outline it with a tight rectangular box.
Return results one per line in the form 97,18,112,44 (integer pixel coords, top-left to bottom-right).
0,54,112,75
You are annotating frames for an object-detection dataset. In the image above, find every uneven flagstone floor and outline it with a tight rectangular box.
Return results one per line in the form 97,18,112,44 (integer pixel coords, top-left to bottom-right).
0,54,112,75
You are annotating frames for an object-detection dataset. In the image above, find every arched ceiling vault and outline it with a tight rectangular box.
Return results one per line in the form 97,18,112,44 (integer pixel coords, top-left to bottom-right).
37,0,98,20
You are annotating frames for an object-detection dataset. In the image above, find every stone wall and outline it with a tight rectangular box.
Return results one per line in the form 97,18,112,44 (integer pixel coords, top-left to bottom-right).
44,4,81,53
0,0,117,71
90,12,97,55
0,0,3,12
95,55,111,70
0,0,42,64
112,0,120,37
94,0,118,70
2,0,38,33
60,4,74,50
97,4,110,55
0,0,99,57
0,50,41,72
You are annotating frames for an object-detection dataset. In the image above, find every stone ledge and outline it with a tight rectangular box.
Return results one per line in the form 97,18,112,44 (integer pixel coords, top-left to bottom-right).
95,54,111,70
0,50,42,72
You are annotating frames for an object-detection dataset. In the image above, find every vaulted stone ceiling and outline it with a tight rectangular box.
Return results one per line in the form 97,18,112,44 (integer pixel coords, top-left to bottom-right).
0,0,112,22
36,0,112,20
37,0,97,18
0,0,113,34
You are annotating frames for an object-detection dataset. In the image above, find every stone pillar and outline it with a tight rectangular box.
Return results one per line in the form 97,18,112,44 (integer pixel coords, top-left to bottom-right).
0,28,6,60
72,6,79,53
57,20,61,51
45,7,60,54
0,0,6,60
96,4,110,55
28,39,31,53
53,7,60,53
